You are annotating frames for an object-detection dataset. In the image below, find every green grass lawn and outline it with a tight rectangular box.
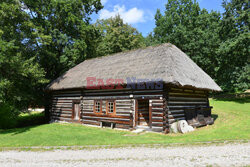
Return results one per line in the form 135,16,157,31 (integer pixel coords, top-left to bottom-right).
0,98,249,147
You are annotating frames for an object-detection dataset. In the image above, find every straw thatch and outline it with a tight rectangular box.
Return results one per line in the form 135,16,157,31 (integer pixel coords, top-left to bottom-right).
46,43,222,91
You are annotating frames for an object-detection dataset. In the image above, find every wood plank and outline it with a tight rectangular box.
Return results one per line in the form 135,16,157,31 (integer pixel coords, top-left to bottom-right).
82,117,130,125
168,96,207,101
82,113,131,119
168,101,208,105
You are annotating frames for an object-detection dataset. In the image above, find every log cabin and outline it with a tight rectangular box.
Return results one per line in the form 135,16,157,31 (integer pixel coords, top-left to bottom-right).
45,43,222,133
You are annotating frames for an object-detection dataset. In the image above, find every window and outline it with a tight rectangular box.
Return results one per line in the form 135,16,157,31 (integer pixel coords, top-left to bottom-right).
107,101,115,114
94,100,116,114
94,100,102,113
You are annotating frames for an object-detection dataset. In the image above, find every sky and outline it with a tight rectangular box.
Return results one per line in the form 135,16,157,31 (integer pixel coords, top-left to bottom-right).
91,0,225,37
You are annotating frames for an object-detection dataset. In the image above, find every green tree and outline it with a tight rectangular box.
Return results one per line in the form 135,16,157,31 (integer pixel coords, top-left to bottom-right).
0,0,103,126
0,0,47,110
0,0,48,128
95,15,145,56
216,0,249,92
152,0,221,79
23,0,103,80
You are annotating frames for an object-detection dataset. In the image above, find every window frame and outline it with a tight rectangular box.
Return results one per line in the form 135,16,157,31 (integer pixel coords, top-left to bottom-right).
93,100,116,115
106,100,116,115
94,100,102,114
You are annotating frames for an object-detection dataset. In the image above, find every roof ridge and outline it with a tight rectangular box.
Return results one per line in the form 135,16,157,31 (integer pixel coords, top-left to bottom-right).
82,43,173,62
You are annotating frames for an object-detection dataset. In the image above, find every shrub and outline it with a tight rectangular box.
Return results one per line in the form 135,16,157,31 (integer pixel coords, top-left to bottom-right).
0,103,19,129
16,112,46,127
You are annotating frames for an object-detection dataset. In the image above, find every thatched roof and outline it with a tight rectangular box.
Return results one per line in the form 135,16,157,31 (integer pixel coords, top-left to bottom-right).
46,43,222,91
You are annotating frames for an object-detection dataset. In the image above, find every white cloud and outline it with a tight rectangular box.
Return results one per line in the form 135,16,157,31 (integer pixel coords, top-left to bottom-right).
99,5,145,24
101,0,108,5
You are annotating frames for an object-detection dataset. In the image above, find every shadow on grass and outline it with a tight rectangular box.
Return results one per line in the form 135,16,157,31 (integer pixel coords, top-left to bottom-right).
0,112,47,135
212,114,218,122
0,125,41,136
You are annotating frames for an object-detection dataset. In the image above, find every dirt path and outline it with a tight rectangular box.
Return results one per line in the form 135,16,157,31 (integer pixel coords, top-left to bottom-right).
0,143,249,167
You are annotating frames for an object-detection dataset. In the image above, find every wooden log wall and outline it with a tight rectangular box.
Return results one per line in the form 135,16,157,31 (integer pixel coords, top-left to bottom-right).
167,87,209,125
49,88,165,131
50,90,81,122
81,89,164,130
81,99,133,129
150,99,165,132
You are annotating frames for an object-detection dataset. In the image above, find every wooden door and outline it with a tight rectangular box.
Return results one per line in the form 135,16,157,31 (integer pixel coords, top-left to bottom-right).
72,102,80,121
137,100,149,126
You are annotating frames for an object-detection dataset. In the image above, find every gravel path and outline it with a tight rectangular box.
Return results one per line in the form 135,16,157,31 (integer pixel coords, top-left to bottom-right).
0,143,249,167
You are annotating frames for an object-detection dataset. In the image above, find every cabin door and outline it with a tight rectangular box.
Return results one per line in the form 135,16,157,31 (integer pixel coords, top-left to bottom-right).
137,100,150,126
72,101,80,121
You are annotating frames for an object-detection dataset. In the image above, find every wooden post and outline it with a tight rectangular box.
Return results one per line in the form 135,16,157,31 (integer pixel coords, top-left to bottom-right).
149,100,152,128
135,99,138,127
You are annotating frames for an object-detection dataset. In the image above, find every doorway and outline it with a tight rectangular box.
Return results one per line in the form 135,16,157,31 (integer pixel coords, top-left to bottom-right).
137,99,150,126
72,101,80,121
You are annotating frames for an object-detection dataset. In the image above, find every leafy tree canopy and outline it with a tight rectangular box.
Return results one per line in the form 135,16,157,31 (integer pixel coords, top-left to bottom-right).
0,0,103,112
150,0,249,92
95,15,145,57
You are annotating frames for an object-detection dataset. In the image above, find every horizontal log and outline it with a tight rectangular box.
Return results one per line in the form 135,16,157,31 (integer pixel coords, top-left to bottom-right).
82,100,94,103
82,120,100,126
82,109,94,112
82,113,131,119
151,123,163,127
116,111,131,115
115,103,132,107
168,101,208,105
152,108,163,111
168,110,184,114
115,124,131,129
53,107,72,111
152,103,163,106
82,116,130,122
83,96,131,100
116,109,131,113
151,106,164,109
151,113,163,117
81,119,98,123
168,105,207,109
52,104,72,107
168,96,207,101
82,117,131,125
151,119,163,122
168,93,206,98
152,116,163,120
82,104,94,106
51,110,72,114
116,99,133,103
116,106,131,109
81,111,93,114
151,99,164,103
116,113,130,117
170,88,205,94
52,110,72,113
168,114,185,119
134,95,163,98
